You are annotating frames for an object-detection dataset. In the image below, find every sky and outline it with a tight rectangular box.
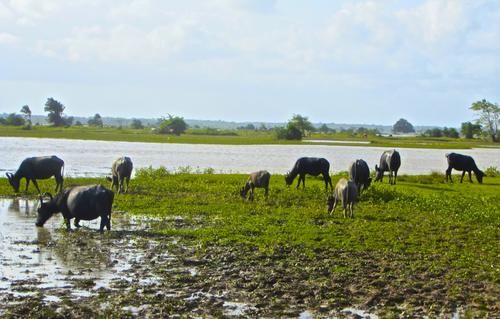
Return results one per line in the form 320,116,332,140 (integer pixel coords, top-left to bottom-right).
1,0,499,127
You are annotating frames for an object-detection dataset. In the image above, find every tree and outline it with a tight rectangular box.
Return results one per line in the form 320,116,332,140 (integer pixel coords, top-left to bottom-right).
289,114,314,137
158,115,188,135
20,105,31,123
130,119,144,129
461,121,481,139
88,113,103,127
44,98,66,127
0,113,25,126
318,124,331,133
442,127,459,138
392,118,415,134
470,99,499,142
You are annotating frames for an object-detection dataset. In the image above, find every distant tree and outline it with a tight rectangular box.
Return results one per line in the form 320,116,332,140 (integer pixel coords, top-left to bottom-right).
20,105,31,123
258,123,267,131
470,99,499,142
130,119,144,129
88,113,103,127
424,128,443,137
1,113,25,126
75,120,83,126
275,124,302,140
289,114,314,137
442,127,459,138
44,98,67,127
461,121,481,139
318,124,331,133
392,118,415,133
237,123,255,130
158,115,188,135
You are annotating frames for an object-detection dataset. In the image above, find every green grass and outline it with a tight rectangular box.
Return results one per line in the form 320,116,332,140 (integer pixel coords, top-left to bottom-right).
2,172,498,283
1,125,498,148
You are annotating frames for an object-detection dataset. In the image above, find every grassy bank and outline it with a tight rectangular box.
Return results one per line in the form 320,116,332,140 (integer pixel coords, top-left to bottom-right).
1,171,498,317
1,125,498,148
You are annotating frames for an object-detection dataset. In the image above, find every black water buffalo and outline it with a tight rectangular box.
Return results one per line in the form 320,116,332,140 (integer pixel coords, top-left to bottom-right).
374,150,401,185
349,159,371,195
6,156,64,193
327,178,358,218
240,170,271,201
107,157,133,193
445,153,485,183
36,184,114,232
285,157,333,190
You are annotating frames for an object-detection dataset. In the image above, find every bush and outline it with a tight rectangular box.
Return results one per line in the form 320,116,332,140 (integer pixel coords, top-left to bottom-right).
484,166,498,177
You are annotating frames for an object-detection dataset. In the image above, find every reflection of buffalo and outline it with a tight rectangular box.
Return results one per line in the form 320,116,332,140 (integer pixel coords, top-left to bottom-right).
107,157,133,193
36,184,114,232
349,159,371,195
375,150,401,185
327,178,358,218
240,170,270,201
6,156,64,193
285,157,332,191
445,152,485,183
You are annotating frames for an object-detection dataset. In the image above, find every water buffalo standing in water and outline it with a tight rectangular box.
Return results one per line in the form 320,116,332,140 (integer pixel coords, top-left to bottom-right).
5,156,64,194
445,152,485,183
285,157,333,191
374,150,401,185
349,159,371,195
107,157,133,193
327,178,358,218
240,170,271,201
36,184,114,232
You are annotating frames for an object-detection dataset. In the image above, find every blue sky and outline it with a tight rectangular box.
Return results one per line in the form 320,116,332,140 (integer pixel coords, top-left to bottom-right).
1,0,499,126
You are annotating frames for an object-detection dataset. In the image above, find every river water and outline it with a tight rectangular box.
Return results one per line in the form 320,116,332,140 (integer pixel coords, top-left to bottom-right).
1,137,499,177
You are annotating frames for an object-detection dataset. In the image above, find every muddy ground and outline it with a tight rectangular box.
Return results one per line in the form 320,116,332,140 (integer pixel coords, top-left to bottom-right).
0,199,497,318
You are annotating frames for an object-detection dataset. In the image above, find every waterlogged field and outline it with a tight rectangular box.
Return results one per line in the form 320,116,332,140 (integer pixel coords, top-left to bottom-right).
0,171,499,318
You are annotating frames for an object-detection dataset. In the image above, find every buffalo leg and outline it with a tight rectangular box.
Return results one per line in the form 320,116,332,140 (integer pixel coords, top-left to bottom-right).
446,167,453,182
125,177,130,193
264,187,269,198
468,171,473,183
74,218,81,228
249,185,255,201
394,170,398,185
25,179,30,192
31,179,41,194
460,171,466,183
65,219,71,231
329,197,338,215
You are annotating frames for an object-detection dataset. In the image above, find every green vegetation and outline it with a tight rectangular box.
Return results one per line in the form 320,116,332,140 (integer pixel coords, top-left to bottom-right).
1,124,499,149
1,171,498,316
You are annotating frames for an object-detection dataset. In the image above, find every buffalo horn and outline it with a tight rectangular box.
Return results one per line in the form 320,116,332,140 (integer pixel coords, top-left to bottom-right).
5,172,12,180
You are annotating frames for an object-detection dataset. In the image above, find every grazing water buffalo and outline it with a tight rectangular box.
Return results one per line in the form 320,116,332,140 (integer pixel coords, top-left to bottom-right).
349,159,371,195
327,178,358,218
36,184,114,232
445,153,485,183
6,156,64,193
240,170,271,201
374,150,401,185
285,157,333,191
107,157,133,193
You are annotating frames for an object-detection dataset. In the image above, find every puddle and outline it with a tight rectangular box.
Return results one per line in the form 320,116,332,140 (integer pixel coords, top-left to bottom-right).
0,198,182,304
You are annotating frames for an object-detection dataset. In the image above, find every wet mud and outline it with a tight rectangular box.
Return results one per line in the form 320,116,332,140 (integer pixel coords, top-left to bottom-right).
0,198,496,318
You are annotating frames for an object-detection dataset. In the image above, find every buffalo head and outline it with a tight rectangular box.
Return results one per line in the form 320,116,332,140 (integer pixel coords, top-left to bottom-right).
326,195,335,213
5,173,20,193
374,165,383,182
36,193,55,227
284,172,293,186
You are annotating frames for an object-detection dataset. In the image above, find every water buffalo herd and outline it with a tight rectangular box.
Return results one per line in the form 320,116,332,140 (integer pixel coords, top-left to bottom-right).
4,150,487,230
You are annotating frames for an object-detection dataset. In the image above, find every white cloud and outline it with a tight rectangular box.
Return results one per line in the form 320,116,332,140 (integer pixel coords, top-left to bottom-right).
0,32,18,46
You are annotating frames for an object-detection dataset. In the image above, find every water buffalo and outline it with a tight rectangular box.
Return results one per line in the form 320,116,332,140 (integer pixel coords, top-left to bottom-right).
36,184,114,232
240,170,271,201
285,157,333,191
374,150,401,185
327,178,358,218
349,159,371,195
107,157,133,193
445,153,485,183
6,156,64,193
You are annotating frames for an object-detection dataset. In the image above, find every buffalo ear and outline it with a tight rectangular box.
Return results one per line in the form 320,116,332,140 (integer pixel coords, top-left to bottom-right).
5,172,12,180
375,165,379,172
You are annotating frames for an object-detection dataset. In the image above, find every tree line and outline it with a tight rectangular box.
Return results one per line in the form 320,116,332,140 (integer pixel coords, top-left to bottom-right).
1,98,498,142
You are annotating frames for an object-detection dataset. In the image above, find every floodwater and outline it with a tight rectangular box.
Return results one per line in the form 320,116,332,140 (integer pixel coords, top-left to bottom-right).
1,137,499,177
0,198,164,302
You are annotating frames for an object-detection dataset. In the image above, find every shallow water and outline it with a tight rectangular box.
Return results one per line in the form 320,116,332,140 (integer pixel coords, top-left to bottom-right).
0,198,164,301
1,137,499,177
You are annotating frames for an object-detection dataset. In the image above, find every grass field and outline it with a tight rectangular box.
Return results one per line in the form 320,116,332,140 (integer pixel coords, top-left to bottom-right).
1,170,498,317
1,125,498,149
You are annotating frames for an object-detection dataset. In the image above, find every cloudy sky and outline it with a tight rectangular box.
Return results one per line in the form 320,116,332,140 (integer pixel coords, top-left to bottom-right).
1,0,499,126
